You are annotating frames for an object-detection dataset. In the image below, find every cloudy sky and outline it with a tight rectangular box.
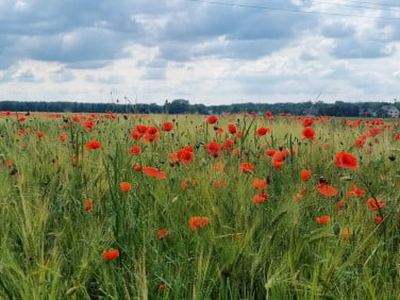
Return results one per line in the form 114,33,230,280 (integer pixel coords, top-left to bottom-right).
1,0,400,105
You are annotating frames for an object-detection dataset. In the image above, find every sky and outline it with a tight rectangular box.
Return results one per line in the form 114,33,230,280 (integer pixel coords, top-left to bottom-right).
1,0,400,106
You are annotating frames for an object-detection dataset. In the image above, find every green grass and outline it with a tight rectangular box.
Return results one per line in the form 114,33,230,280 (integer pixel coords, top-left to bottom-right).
0,112,399,299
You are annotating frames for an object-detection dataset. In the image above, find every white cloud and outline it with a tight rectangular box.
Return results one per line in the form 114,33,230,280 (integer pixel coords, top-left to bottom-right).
1,0,400,105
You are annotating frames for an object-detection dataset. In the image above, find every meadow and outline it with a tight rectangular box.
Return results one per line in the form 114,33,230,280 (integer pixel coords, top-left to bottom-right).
0,111,399,299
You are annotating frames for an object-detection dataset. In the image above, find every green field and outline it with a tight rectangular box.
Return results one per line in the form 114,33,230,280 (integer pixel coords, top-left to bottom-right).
0,112,399,299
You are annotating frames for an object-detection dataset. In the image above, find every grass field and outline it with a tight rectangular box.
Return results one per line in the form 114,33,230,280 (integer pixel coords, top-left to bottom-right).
0,111,399,299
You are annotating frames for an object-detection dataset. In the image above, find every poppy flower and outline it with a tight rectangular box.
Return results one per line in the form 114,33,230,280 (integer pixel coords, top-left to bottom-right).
228,124,237,134
207,116,218,124
302,127,315,141
252,178,267,189
316,215,331,224
265,150,276,156
102,249,120,260
345,184,365,197
83,120,95,131
365,198,386,211
222,139,235,151
144,133,159,143
316,183,338,196
135,125,148,134
256,127,271,137
85,140,102,150
127,145,141,155
177,148,195,164
300,170,312,182
157,229,168,240
375,216,384,224
142,166,166,180
212,180,227,188
84,200,93,211
132,163,142,172
205,142,221,157
189,217,210,231
37,132,45,138
161,122,174,131
120,182,132,192
334,152,359,169
158,283,167,290
302,118,314,127
239,162,254,174
252,192,269,203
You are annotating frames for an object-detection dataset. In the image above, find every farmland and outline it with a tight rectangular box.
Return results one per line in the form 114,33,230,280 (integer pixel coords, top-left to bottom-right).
0,111,400,299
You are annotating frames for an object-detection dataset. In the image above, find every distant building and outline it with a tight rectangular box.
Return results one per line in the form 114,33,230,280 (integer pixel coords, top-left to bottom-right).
381,105,399,118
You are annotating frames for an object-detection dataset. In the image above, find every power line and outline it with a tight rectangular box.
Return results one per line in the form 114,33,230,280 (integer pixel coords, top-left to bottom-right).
301,0,400,13
186,0,400,20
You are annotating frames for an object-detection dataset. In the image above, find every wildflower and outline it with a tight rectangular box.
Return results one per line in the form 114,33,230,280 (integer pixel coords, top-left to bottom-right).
316,215,331,224
228,124,237,134
251,178,267,189
207,116,218,124
189,217,210,231
212,180,227,188
205,142,221,157
252,192,269,203
127,145,141,156
302,127,315,141
345,184,365,197
300,170,312,182
239,162,255,174
176,148,195,164
85,140,102,150
132,163,142,172
316,183,338,196
334,152,359,169
84,200,93,211
120,182,132,192
161,122,174,131
158,283,167,290
365,198,386,211
37,132,45,138
256,127,271,137
102,249,120,260
83,120,95,131
157,229,168,240
302,118,314,127
142,166,166,180
375,216,384,224
222,139,235,151
59,132,67,142
336,201,347,211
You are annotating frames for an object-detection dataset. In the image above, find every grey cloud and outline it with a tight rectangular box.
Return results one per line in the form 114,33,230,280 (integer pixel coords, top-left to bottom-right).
330,39,395,59
49,68,76,83
320,22,355,38
85,74,125,84
17,69,42,82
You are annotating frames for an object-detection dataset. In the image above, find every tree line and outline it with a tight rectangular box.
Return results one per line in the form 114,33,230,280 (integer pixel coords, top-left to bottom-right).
0,99,397,117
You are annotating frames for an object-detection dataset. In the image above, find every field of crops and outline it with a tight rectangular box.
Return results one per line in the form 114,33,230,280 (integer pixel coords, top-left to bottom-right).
0,111,400,299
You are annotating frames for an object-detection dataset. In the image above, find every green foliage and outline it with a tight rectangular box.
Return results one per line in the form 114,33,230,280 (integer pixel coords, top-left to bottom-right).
0,112,399,299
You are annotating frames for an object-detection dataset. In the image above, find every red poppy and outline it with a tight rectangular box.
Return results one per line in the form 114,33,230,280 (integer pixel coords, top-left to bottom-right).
132,163,142,172
265,150,276,156
158,283,167,290
316,215,331,224
161,122,174,131
212,180,227,188
345,184,365,197
365,198,386,211
177,148,195,164
302,118,314,127
252,178,267,189
144,133,159,143
252,192,269,203
157,229,168,240
85,140,102,150
316,183,338,196
375,216,384,224
228,124,237,134
205,142,221,157
37,132,45,138
135,125,148,133
300,170,312,182
334,152,359,169
142,166,166,179
222,139,235,151
84,200,93,211
59,132,67,142
189,217,210,231
256,127,271,137
147,126,158,135
302,127,315,141
207,116,218,124
102,249,120,260
83,120,95,131
120,182,132,192
239,162,255,174
127,145,141,155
